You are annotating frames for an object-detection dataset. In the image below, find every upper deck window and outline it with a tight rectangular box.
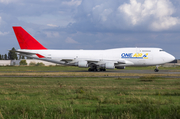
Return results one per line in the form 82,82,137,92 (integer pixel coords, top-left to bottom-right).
142,50,151,52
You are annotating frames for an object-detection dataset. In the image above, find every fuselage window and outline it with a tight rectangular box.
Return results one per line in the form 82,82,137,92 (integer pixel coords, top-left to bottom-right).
142,50,151,52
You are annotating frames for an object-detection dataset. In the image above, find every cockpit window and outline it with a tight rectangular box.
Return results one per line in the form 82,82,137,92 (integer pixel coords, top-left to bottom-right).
159,50,164,52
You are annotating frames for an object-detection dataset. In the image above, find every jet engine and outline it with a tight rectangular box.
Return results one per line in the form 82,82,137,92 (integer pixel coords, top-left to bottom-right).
77,61,88,68
101,62,115,69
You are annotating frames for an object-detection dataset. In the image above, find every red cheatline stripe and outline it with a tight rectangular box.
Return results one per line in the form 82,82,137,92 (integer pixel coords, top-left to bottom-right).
36,54,45,58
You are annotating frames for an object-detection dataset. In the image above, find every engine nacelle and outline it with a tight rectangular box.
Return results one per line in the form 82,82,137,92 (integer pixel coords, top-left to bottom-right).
115,66,125,69
77,61,88,68
101,62,115,69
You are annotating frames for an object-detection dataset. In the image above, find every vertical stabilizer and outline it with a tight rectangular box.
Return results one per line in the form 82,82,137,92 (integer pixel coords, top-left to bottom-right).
13,26,47,50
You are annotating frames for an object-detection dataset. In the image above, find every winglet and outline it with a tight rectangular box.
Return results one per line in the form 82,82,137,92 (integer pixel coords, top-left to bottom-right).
13,26,47,50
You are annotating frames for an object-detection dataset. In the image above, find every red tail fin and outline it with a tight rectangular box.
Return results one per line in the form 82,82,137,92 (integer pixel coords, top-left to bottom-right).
13,26,47,50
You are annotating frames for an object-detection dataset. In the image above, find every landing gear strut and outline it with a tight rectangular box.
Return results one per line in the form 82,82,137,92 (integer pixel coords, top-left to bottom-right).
154,65,159,72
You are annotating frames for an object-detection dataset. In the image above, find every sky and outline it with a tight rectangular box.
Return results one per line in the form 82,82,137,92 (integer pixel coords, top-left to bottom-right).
0,0,180,58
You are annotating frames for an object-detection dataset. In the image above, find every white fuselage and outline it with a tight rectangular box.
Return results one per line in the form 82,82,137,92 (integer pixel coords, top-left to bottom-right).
18,47,175,67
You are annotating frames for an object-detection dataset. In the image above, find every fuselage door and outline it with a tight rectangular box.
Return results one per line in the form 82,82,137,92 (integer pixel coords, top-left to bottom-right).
136,48,146,65
47,54,51,59
136,47,140,54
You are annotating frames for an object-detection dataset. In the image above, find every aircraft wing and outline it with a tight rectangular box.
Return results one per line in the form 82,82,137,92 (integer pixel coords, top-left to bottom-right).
62,58,133,66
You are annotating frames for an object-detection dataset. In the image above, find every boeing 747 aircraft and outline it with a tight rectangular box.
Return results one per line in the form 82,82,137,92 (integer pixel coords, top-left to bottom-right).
12,26,175,72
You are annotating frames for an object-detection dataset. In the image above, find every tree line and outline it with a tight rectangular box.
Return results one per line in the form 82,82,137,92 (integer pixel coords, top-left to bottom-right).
0,47,25,60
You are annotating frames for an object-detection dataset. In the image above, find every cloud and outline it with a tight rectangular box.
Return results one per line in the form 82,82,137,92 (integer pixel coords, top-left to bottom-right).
151,17,180,31
65,37,78,44
70,0,124,32
0,0,19,4
62,0,82,6
91,4,113,23
119,0,180,31
47,24,58,27
45,31,60,38
0,31,9,36
69,0,180,32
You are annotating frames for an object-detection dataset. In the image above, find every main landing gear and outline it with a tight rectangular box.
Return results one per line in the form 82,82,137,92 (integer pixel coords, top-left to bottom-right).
154,65,159,72
88,66,106,72
88,68,106,72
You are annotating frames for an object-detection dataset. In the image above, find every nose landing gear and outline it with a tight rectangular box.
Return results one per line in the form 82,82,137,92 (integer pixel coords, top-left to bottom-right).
154,65,159,72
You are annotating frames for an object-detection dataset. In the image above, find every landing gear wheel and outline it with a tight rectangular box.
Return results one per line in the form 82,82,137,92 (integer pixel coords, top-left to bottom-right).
154,69,159,72
99,68,106,72
88,68,95,72
88,68,98,72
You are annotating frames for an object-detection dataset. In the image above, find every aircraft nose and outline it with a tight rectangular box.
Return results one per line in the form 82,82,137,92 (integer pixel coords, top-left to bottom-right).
167,54,175,62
